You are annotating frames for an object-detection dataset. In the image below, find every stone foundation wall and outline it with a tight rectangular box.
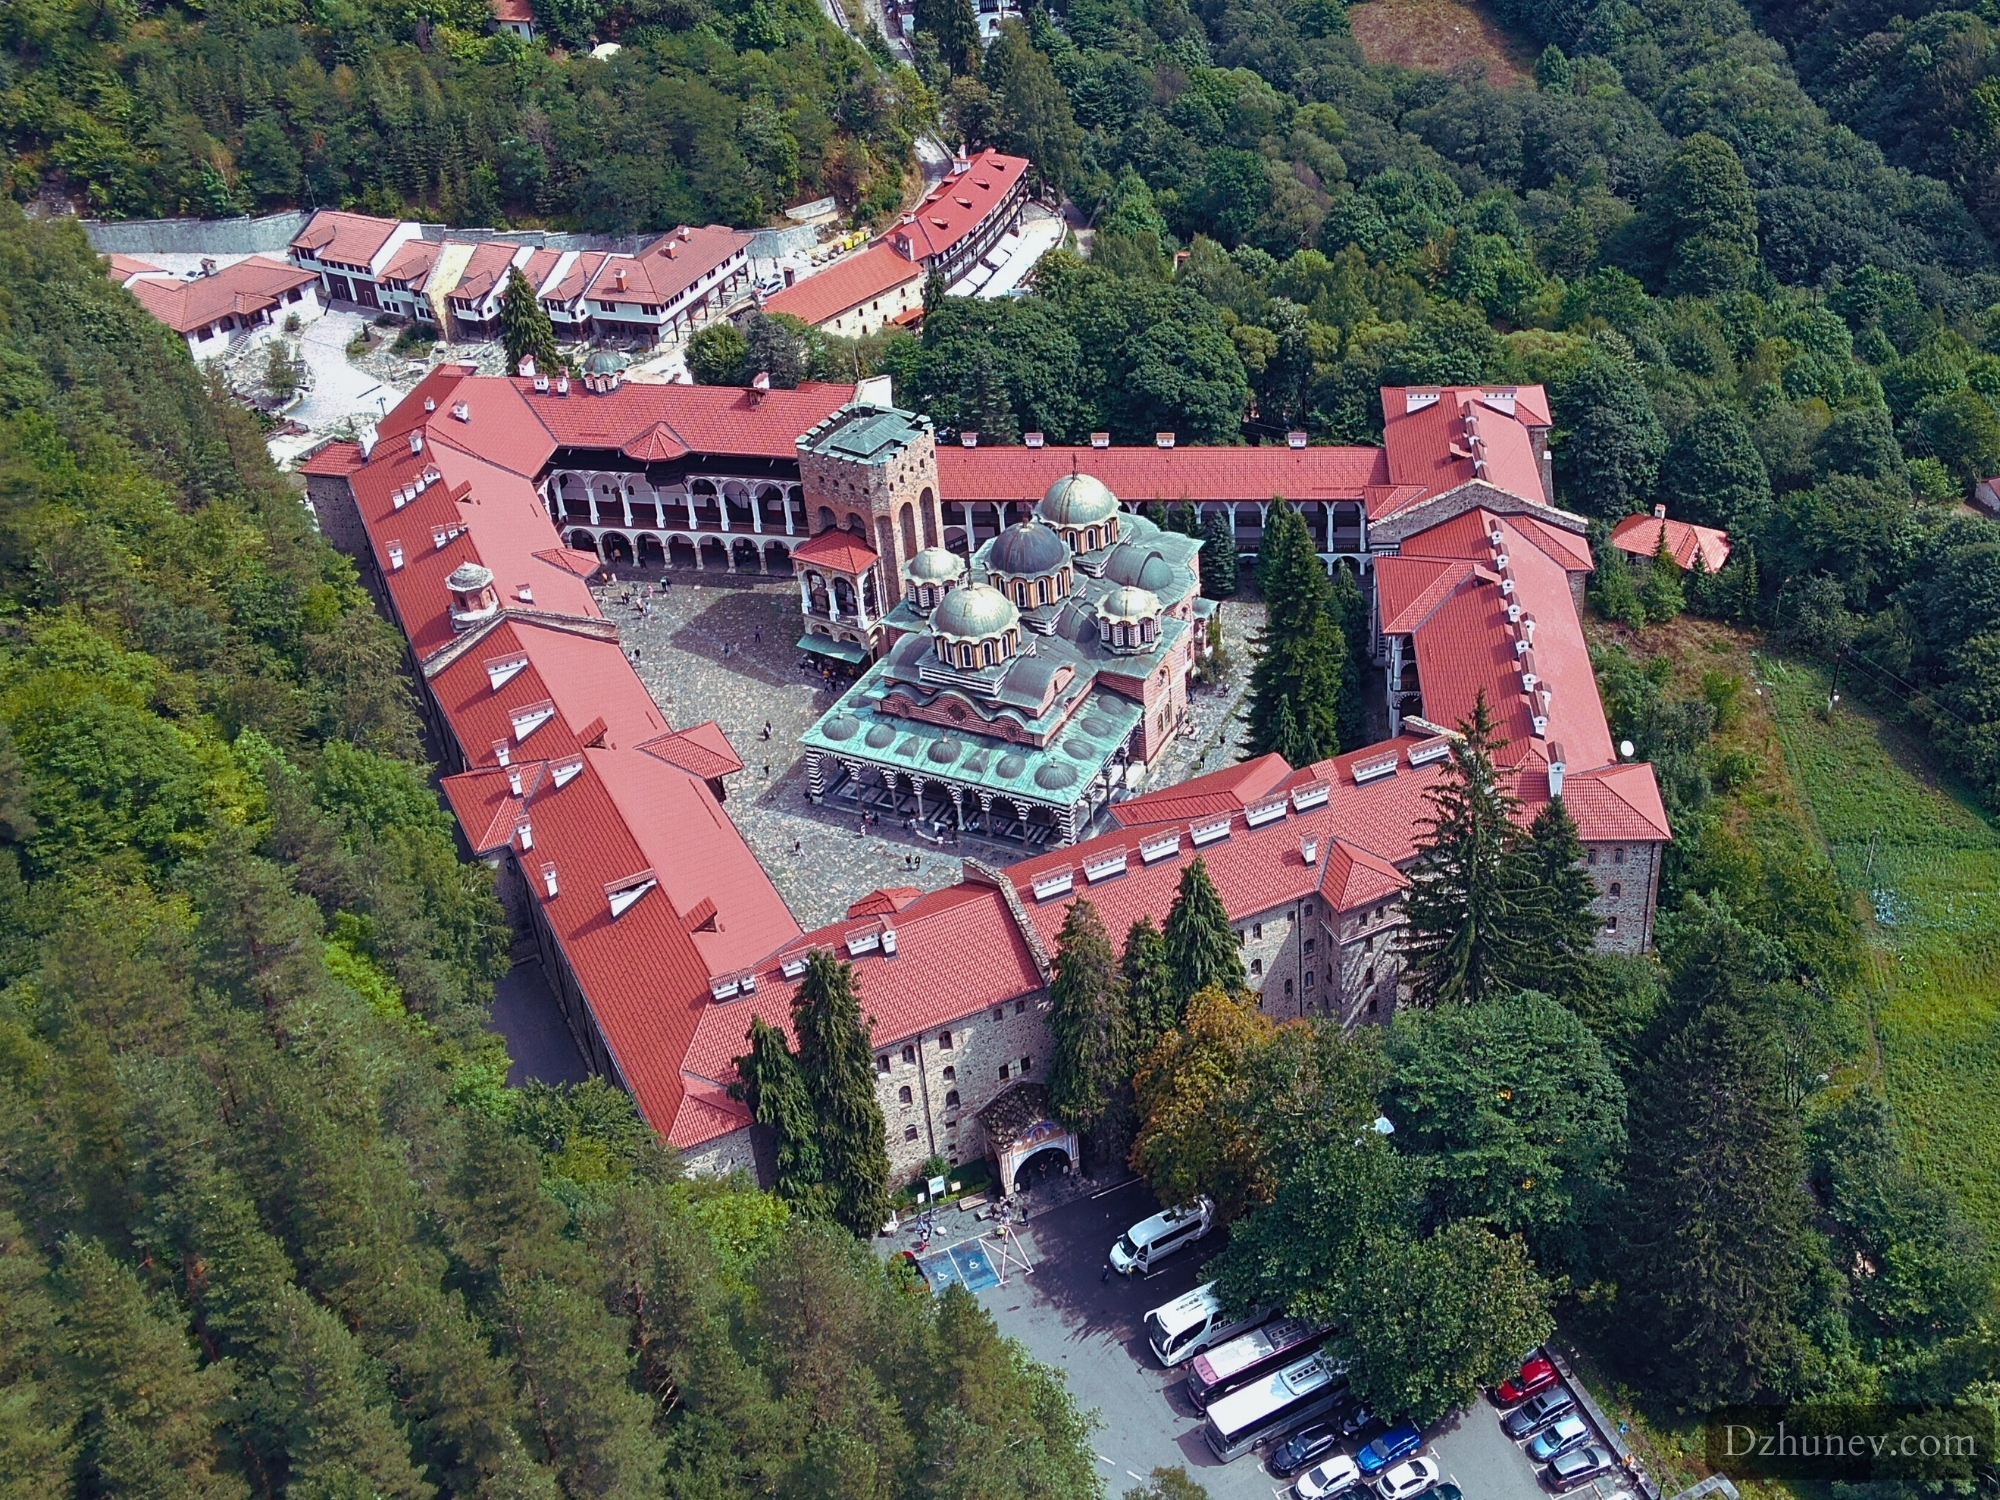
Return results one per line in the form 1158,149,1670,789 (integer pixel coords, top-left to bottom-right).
872,988,1052,1185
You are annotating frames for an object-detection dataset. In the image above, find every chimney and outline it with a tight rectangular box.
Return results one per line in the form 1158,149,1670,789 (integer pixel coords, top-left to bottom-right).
1090,432,1110,449
665,243,677,259
1653,503,1667,519
680,225,693,241
1547,742,1567,799
409,431,424,455
1301,836,1319,865
200,257,218,277
1025,432,1045,448
556,374,569,395
1288,431,1308,448
540,862,559,898
519,356,536,378
753,370,771,392
613,266,628,289
1155,432,1175,449
424,397,437,412
960,431,979,448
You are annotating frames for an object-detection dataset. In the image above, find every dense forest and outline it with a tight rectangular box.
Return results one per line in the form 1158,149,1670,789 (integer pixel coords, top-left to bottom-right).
0,204,1103,1500
0,0,922,228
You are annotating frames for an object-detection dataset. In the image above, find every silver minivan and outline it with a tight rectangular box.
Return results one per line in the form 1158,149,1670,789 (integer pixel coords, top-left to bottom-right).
1143,1281,1271,1366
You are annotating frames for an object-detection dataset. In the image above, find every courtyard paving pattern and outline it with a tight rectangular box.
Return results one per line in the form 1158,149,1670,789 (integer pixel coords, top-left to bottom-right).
591,570,1263,929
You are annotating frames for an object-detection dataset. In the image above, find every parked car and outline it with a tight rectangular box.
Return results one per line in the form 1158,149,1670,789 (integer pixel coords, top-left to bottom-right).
1546,1446,1616,1491
1375,1457,1441,1500
1268,1421,1341,1478
1335,1402,1379,1440
1495,1355,1559,1407
1356,1422,1425,1475
1411,1487,1462,1500
1502,1387,1576,1439
1109,1198,1215,1275
1527,1415,1593,1464
1295,1454,1362,1500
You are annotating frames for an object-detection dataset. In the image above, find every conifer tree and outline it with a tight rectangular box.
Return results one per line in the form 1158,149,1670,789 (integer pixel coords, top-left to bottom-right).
1120,915,1176,1059
1618,1001,1816,1402
500,267,559,378
1269,697,1314,766
1591,526,1647,627
1640,529,1685,622
1164,857,1243,1009
1046,898,1127,1136
1329,563,1371,751
791,949,893,1235
730,1016,830,1214
1200,508,1239,596
1245,499,1345,761
1496,799,1602,1000
1403,692,1520,1006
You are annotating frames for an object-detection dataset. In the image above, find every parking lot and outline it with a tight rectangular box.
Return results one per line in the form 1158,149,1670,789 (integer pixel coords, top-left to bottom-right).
967,1179,1631,1500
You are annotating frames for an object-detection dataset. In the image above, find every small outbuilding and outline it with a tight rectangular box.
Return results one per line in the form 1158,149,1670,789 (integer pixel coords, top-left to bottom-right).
1610,505,1731,574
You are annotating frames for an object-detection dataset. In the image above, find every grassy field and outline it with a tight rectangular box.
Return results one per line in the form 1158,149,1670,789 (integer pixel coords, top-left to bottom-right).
1755,653,2000,1252
1345,0,1534,85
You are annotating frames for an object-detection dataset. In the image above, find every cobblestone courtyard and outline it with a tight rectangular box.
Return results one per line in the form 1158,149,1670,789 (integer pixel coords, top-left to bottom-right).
591,570,1263,930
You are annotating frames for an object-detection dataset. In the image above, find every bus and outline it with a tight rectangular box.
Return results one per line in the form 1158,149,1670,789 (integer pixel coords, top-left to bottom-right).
1185,1316,1330,1411
1201,1352,1345,1463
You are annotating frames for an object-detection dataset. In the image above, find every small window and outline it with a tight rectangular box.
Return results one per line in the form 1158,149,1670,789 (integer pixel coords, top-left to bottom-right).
897,1085,913,1105
942,1065,956,1081
1605,915,1620,932
1284,979,1294,997
1614,847,1626,865
1020,1056,1032,1073
1364,965,1375,986
1588,849,1599,865
992,1006,1004,1022
1015,999,1027,1015
1304,969,1315,988
905,1125,920,1141
998,1064,1009,1080
1253,922,1264,940
939,1030,953,1049
1250,958,1263,976
1304,938,1316,956
1304,901,1314,915
902,1044,917,1064
876,1054,890,1073
945,1090,960,1108
1609,882,1623,899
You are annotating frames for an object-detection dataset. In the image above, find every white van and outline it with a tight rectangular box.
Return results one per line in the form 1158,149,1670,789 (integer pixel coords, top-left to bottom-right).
1144,1282,1272,1366
1109,1197,1214,1276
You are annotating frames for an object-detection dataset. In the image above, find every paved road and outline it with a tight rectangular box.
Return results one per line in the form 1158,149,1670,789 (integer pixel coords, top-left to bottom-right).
1431,1397,1557,1500
291,307,390,433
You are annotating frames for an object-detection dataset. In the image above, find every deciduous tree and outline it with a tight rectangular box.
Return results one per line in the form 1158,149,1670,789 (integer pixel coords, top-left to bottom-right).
1130,985,1276,1218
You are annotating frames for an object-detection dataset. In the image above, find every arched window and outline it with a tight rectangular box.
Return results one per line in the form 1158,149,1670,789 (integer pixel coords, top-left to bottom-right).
901,1044,916,1063
938,1030,952,1049
941,1065,955,1080
1086,527,1100,550
1609,882,1623,898
897,1085,913,1105
945,1089,959,1108
981,639,997,666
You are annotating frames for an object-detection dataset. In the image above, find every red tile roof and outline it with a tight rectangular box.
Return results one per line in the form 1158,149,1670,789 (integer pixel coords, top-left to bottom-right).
586,226,753,307
848,886,925,917
380,238,442,288
883,149,1029,265
1110,754,1300,827
449,241,521,304
126,256,318,336
1375,387,1549,517
1610,512,1731,573
490,0,533,23
790,527,880,572
638,721,744,780
547,251,611,306
297,440,366,477
938,443,1389,505
290,209,403,268
514,376,854,460
764,244,923,327
105,253,161,281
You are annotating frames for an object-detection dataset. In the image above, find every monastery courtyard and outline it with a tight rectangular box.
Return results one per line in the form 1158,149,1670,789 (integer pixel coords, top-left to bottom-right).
591,569,1264,930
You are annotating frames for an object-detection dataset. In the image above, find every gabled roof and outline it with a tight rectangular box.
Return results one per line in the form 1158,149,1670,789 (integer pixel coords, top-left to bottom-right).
763,243,923,326
1373,556,1488,635
379,237,442,288
448,241,521,304
516,377,854,461
848,886,924,917
1109,753,1301,827
882,149,1029,264
639,721,744,780
290,209,402,267
126,256,318,335
791,527,880,572
585,226,753,306
1377,387,1549,514
104,253,161,283
297,440,366,477
1610,512,1731,574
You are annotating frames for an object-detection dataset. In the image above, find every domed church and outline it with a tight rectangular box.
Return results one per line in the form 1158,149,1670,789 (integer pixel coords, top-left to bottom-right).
801,471,1209,847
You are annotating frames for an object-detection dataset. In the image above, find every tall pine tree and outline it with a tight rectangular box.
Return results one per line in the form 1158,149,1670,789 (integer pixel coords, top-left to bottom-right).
1403,692,1520,1006
500,267,559,378
1200,509,1239,596
1329,564,1371,752
790,950,893,1235
1618,1001,1816,1402
1495,799,1602,1001
1164,857,1243,1009
1045,899,1127,1137
730,1015,830,1215
1245,499,1344,763
1120,915,1176,1060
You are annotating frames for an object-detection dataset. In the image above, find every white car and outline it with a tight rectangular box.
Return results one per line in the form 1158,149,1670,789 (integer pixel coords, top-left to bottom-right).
1375,1457,1440,1500
1296,1453,1363,1499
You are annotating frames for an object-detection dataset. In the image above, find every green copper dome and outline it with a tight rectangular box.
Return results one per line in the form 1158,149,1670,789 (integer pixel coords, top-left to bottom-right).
1039,472,1120,527
1095,585,1160,622
582,348,631,375
987,520,1070,578
931,581,1020,640
904,546,966,583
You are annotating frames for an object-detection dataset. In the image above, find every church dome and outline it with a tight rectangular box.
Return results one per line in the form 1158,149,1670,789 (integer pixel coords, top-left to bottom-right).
931,581,1020,641
582,348,630,375
1039,472,1120,528
1095,585,1160,623
905,546,966,584
987,520,1070,578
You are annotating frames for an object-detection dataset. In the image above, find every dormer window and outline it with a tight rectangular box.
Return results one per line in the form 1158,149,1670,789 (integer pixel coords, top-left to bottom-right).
606,869,658,919
551,757,583,788
486,654,529,691
510,701,556,741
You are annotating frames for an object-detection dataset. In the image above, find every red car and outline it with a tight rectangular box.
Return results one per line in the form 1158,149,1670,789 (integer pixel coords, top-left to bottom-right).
1495,1355,1558,1407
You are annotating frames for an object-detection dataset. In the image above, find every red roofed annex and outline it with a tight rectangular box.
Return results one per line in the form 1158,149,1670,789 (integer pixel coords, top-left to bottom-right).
304,368,1669,1186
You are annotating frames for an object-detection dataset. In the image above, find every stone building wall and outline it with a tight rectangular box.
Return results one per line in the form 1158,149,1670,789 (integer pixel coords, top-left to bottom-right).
1587,839,1661,954
871,987,1053,1185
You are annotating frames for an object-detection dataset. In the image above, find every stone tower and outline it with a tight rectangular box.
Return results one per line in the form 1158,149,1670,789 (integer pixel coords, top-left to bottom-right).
795,403,943,595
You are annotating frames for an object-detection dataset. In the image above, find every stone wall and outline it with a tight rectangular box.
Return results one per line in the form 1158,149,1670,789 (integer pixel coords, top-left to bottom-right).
1587,838,1661,953
83,209,309,256
872,987,1053,1185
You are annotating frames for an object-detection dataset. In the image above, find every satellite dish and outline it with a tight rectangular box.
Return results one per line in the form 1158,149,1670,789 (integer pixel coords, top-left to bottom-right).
1620,739,1635,759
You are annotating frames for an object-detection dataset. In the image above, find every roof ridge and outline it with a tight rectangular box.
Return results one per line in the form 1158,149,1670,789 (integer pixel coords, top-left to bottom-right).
419,607,617,676
964,857,1052,981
